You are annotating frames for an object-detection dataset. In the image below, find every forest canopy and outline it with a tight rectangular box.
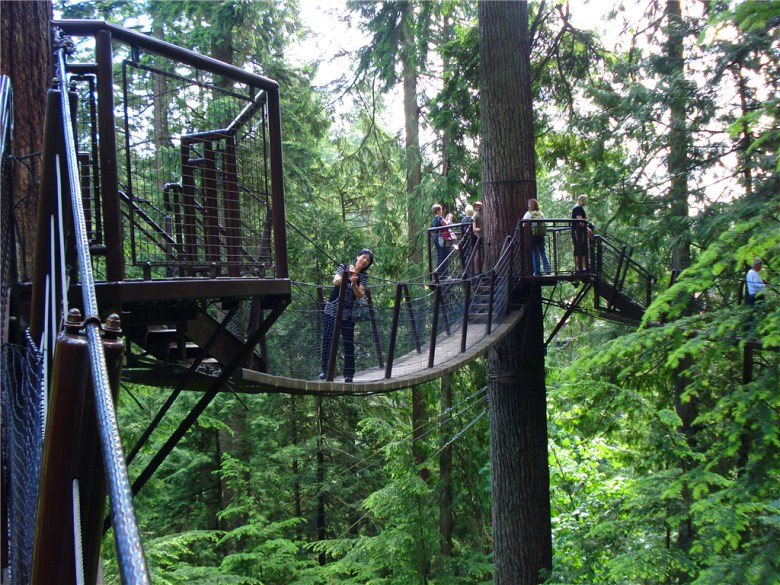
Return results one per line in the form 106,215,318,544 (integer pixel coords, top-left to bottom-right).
40,1,780,583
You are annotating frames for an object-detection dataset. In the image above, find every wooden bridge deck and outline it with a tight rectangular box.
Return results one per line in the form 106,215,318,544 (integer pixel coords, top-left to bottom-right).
235,308,526,395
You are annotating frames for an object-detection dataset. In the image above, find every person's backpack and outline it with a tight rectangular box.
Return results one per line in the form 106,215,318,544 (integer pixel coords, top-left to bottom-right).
530,210,546,236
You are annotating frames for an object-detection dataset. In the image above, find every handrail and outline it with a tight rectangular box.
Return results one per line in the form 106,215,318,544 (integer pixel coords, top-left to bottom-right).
0,75,11,164
1,75,12,346
53,20,277,92
54,39,150,583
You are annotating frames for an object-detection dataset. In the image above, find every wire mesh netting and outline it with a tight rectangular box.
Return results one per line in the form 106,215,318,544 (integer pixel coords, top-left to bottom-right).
121,61,272,278
1,338,45,584
594,237,656,308
69,56,274,281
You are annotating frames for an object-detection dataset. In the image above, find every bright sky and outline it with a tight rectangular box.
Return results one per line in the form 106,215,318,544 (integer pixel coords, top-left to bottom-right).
290,0,620,86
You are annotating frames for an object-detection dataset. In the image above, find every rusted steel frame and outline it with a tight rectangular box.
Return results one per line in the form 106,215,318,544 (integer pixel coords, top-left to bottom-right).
385,283,404,379
33,315,126,584
403,283,422,353
31,317,89,583
55,20,279,92
125,305,240,466
428,284,442,368
201,141,221,267
546,283,592,348
29,88,64,344
55,19,287,278
226,90,266,134
486,270,496,335
266,88,287,279
326,270,349,381
223,136,242,275
119,191,179,257
179,139,199,269
95,30,123,281
127,304,286,502
460,280,471,353
81,322,124,585
365,289,384,369
606,247,628,310
70,72,103,246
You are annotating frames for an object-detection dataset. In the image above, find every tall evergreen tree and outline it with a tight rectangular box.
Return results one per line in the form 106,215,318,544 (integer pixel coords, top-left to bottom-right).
478,2,552,583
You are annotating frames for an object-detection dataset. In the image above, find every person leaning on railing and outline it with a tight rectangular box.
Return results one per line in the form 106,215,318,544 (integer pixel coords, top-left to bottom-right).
319,249,374,383
460,204,476,277
571,194,594,273
432,203,453,278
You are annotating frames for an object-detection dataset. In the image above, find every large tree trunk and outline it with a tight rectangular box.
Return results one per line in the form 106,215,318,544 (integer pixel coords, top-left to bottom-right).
438,374,453,559
664,1,696,573
665,0,690,273
0,0,52,281
401,2,422,262
478,2,552,583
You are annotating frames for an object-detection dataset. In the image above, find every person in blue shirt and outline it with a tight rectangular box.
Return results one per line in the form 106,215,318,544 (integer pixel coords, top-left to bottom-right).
746,256,767,306
319,249,374,383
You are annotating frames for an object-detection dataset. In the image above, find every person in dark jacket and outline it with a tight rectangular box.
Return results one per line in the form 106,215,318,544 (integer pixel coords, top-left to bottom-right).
319,249,374,383
571,195,593,273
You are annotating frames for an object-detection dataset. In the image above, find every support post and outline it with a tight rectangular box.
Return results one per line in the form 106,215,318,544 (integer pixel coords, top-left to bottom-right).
385,283,403,379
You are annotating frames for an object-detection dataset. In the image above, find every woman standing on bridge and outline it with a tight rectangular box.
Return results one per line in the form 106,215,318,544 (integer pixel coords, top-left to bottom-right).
523,199,551,276
319,249,374,383
432,203,453,278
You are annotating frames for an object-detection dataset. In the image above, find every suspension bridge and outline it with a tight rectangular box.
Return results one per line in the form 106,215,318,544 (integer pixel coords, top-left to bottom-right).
0,20,658,584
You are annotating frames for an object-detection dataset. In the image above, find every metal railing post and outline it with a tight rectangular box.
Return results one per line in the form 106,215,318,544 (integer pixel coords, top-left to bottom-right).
365,289,384,369
428,284,442,368
385,283,403,379
461,280,471,353
487,270,496,335
403,283,422,353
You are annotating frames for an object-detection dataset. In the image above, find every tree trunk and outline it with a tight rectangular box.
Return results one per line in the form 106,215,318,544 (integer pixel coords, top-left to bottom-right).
316,396,326,565
0,0,52,281
401,2,422,262
665,0,690,272
438,374,453,559
478,2,552,583
665,2,696,570
412,384,429,481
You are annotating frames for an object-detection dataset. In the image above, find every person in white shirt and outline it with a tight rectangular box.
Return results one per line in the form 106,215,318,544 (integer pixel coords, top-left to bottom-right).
746,256,767,306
